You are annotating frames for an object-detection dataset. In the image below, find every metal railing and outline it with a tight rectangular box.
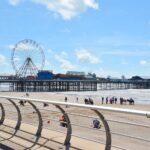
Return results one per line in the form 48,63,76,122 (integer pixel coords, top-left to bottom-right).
0,96,150,150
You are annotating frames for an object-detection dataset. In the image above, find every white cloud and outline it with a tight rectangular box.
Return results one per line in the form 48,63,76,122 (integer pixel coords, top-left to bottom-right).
0,54,6,65
140,60,148,65
76,48,100,64
8,0,21,6
9,0,99,20
84,0,98,8
8,0,99,20
55,52,75,70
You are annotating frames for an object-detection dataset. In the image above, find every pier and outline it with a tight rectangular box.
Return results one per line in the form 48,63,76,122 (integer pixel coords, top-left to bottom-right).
97,79,150,90
1,78,150,92
0,80,97,92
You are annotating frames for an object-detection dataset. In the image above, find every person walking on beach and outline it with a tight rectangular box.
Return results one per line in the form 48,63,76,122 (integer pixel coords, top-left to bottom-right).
65,97,68,108
106,97,108,104
65,97,67,102
26,93,29,97
120,97,123,105
102,97,104,104
76,97,78,103
89,97,94,105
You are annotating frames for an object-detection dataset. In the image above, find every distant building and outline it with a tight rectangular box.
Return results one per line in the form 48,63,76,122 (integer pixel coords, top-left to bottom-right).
84,75,96,80
130,76,143,80
54,73,84,80
0,74,17,80
37,70,53,80
66,71,85,76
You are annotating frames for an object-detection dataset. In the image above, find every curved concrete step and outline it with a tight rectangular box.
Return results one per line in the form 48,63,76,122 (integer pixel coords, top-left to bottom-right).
0,119,118,150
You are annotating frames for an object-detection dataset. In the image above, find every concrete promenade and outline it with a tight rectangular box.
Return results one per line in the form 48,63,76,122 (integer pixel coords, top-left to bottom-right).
0,119,117,150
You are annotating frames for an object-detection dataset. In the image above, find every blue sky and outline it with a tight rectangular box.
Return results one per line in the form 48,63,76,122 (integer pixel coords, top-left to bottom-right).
0,0,150,78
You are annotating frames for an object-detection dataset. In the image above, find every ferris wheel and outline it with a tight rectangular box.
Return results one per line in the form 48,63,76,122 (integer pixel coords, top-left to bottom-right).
11,39,45,78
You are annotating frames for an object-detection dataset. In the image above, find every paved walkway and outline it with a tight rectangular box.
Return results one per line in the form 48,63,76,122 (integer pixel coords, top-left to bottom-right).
0,119,117,150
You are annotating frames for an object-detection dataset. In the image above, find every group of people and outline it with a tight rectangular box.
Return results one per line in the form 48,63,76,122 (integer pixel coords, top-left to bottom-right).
101,97,134,105
102,96,117,104
84,97,94,105
64,96,135,105
119,97,134,105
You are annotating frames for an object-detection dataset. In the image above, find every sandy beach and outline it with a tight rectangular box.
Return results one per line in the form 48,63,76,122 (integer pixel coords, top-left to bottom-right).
0,89,150,150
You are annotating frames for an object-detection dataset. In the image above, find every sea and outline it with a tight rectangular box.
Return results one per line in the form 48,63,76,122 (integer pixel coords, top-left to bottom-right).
0,87,150,104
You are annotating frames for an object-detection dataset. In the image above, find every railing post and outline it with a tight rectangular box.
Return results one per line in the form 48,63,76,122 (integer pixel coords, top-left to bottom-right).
92,109,111,150
55,105,72,146
7,99,22,130
27,101,43,137
0,103,5,125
